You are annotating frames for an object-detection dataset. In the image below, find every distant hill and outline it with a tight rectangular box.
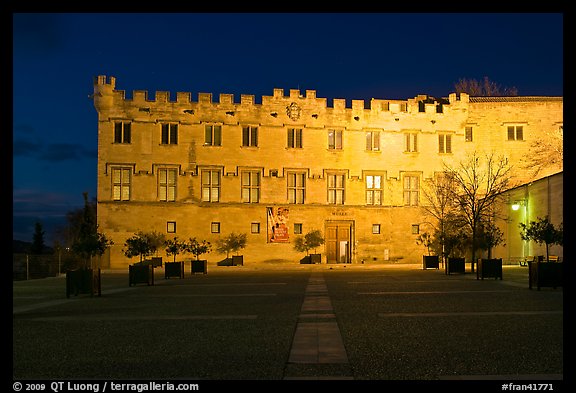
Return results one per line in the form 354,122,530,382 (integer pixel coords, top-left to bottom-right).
13,240,54,254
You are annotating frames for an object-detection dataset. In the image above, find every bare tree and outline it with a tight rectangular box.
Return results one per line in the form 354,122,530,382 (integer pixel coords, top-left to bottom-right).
421,172,465,265
443,151,513,271
520,126,563,178
454,76,518,96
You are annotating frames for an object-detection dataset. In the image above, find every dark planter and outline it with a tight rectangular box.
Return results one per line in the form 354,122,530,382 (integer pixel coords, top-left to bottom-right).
148,257,163,268
217,257,233,266
66,267,101,298
529,261,563,290
191,259,208,274
477,258,503,280
232,255,244,266
300,254,322,264
165,261,184,279
129,264,154,286
422,255,439,270
446,257,465,275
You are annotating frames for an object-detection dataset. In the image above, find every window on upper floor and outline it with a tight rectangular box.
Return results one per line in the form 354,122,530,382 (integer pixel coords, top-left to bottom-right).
327,173,345,205
366,131,380,151
287,128,303,148
438,134,452,154
204,124,222,146
161,123,178,144
158,168,177,202
242,126,258,147
405,132,418,152
111,167,131,201
287,172,306,204
328,130,342,150
114,121,131,144
242,171,260,203
366,175,383,205
403,175,419,206
507,125,524,141
201,169,220,202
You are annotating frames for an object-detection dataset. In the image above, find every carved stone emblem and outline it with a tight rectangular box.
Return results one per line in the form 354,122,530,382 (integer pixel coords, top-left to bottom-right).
286,102,301,121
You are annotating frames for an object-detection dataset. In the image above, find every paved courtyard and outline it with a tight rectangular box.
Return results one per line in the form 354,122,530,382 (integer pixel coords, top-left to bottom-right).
13,263,563,386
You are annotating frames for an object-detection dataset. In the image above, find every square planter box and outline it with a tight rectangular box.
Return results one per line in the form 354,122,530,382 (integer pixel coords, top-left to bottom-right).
129,264,154,286
165,261,184,279
477,258,503,280
191,259,208,274
66,267,101,298
529,261,563,290
232,255,244,266
422,255,440,270
446,257,465,275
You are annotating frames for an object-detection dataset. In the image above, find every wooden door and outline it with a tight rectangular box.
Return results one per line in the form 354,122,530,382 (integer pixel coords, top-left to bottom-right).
326,221,352,263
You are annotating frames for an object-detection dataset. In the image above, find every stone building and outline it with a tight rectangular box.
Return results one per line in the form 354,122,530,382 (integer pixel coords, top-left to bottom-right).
92,75,563,268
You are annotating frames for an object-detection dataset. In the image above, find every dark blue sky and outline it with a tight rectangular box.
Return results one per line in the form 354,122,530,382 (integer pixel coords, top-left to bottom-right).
12,12,564,244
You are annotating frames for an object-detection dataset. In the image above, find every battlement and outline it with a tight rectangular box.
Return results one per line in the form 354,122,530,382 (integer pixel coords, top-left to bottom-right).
94,75,563,116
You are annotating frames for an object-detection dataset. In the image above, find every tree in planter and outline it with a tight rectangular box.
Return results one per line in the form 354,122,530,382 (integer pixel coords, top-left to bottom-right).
146,231,167,258
71,192,114,268
164,237,188,262
123,231,155,263
294,229,324,262
186,238,212,260
519,216,563,262
477,220,505,259
216,233,247,264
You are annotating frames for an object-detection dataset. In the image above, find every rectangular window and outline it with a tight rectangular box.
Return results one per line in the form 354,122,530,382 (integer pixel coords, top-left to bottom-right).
201,170,220,202
507,125,524,141
158,168,177,202
242,126,258,147
465,126,473,142
251,223,260,234
438,134,452,153
294,223,303,234
327,174,345,204
241,171,260,203
366,131,380,151
287,172,306,204
112,167,131,201
114,121,131,143
366,175,382,205
328,130,342,150
372,224,381,234
167,221,176,233
211,222,220,233
161,123,178,144
287,128,303,148
403,175,419,206
405,132,418,152
204,125,222,146
412,224,420,235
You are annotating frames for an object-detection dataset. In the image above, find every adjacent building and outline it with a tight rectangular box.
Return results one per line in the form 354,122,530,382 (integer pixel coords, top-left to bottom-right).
92,75,563,268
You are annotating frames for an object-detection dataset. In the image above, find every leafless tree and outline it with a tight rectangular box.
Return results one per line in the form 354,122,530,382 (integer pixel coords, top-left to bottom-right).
443,151,513,271
454,76,518,96
421,172,464,264
521,126,563,178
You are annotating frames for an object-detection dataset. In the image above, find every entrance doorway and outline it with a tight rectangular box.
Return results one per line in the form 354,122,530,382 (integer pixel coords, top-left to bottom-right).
325,221,353,263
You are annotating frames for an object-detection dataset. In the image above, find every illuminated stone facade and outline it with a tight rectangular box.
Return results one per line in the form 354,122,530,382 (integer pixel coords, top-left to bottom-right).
93,75,563,268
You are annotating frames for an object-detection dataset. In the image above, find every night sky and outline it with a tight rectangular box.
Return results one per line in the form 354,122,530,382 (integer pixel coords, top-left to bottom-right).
11,12,564,244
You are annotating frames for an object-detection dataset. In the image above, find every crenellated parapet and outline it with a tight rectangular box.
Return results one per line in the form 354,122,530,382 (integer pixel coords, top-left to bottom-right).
92,75,471,127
